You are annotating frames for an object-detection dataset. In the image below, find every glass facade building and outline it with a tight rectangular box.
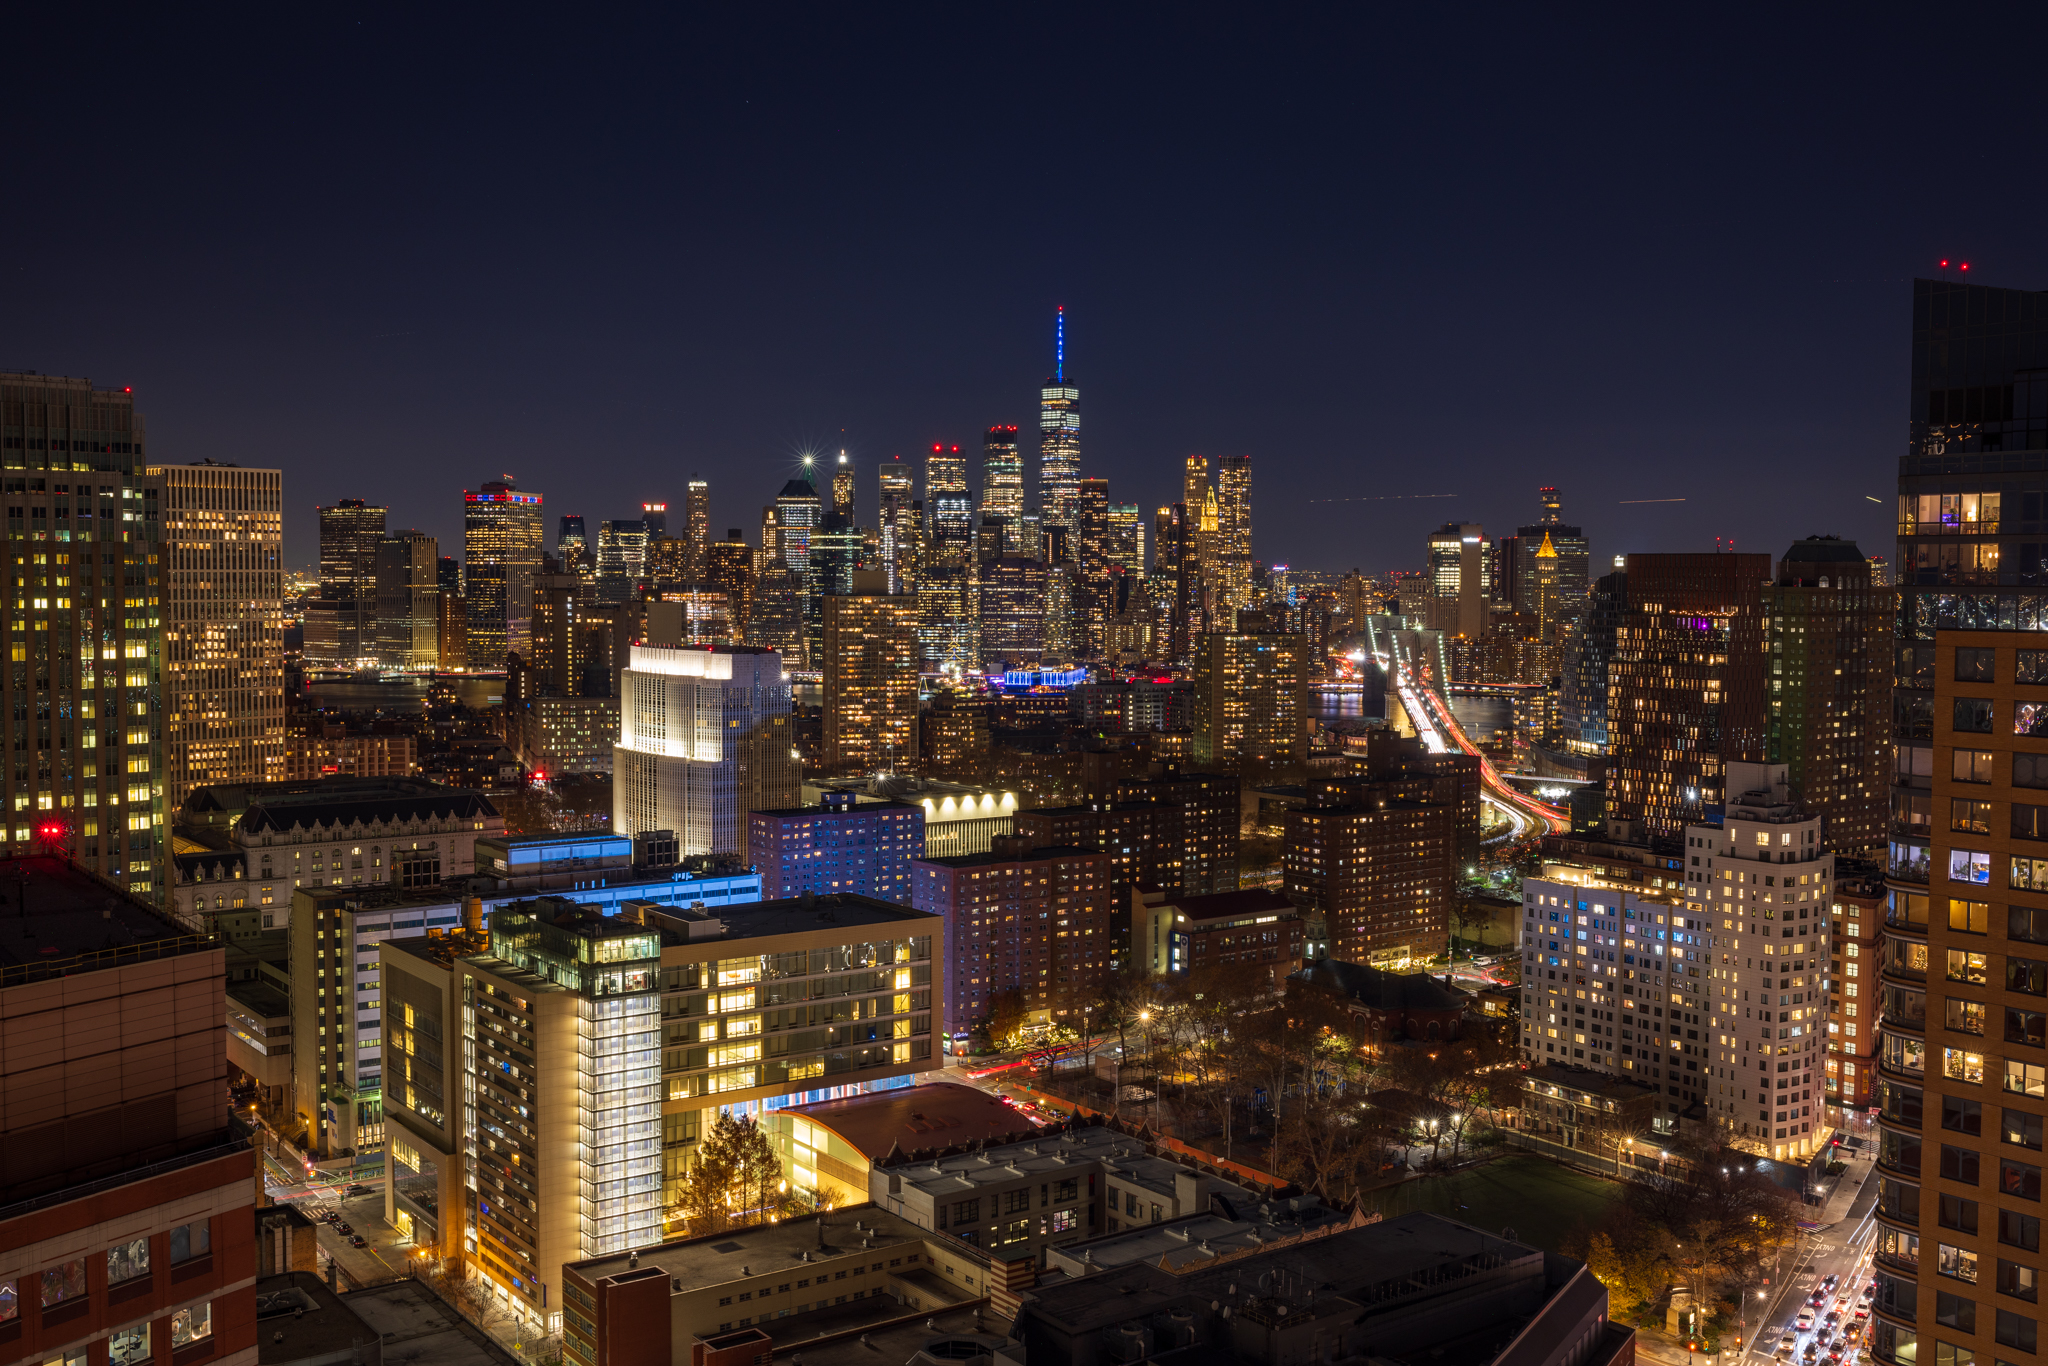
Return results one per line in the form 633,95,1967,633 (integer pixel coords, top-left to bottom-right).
464,478,544,670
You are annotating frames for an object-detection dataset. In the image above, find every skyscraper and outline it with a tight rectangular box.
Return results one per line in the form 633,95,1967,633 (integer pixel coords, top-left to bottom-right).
1604,552,1769,839
831,450,855,521
1427,522,1489,637
1559,568,1627,751
979,554,1047,669
641,500,669,540
981,425,1025,552
4,373,165,896
1496,487,1591,638
372,528,441,669
823,570,920,771
775,471,823,571
1765,536,1888,855
1212,454,1253,614
1038,307,1081,545
705,529,755,641
1192,631,1311,772
806,512,863,666
612,644,799,855
682,476,709,581
311,496,386,662
595,517,649,603
151,460,286,808
878,460,917,594
1107,501,1144,577
463,478,544,669
1075,476,1111,658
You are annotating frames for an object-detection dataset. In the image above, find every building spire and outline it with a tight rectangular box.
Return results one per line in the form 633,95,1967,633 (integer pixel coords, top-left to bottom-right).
1056,305,1064,384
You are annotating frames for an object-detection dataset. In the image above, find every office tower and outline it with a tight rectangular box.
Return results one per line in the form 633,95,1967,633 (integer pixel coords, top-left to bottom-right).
1074,477,1111,658
1154,503,1190,660
559,512,589,565
877,460,917,594
981,426,1025,552
912,834,1114,1034
705,530,755,641
641,499,669,540
437,589,467,669
1496,487,1591,636
916,563,978,675
2,374,164,894
775,472,822,570
595,516,649,603
372,528,440,669
978,555,1047,669
309,496,387,663
464,478,544,670
1038,307,1082,545
746,792,925,900
807,512,863,665
0,855,257,1366
1869,630,2048,1366
925,442,973,560
1765,536,1888,855
150,460,286,809
1191,631,1311,772
751,559,806,663
831,450,855,520
1183,456,1208,517
530,571,583,695
645,534,690,593
612,644,798,855
1107,501,1143,576
438,553,462,596
1212,454,1253,613
1427,522,1489,637
1604,553,1770,839
682,477,709,579
822,570,919,771
1042,563,1079,661
1559,569,1627,752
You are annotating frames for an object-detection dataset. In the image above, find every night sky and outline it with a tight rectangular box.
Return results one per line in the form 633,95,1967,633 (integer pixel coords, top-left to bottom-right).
10,9,2048,576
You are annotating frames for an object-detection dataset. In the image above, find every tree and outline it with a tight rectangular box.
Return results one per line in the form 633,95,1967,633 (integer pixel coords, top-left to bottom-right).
1622,1137,1798,1304
981,988,1031,1052
1574,1216,1671,1314
672,1111,784,1237
1268,1090,1390,1202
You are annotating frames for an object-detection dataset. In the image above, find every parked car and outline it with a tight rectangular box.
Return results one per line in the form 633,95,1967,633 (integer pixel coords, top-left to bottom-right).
349,1235,366,1248
335,1223,352,1236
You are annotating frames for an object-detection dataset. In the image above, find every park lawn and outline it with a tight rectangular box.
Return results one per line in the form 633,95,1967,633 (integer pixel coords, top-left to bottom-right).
1362,1152,1622,1254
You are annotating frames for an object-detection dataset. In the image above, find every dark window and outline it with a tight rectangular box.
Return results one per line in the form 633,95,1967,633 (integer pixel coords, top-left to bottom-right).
2019,753,2048,789
2008,1109,2046,1151
2002,1159,2042,1201
2013,908,2048,947
1936,1291,1978,1332
2000,1209,2040,1250
2018,806,2048,842
1957,698,1996,733
1999,1259,2040,1302
1997,1310,2038,1353
2008,1009,2048,1048
1944,1195,1981,1234
1947,1096,1985,1135
1959,649,1998,683
2013,958,2048,996
1944,1145,1984,1184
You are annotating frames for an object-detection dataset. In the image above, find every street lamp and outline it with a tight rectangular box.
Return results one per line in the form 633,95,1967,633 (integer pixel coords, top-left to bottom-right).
1137,1010,1156,1127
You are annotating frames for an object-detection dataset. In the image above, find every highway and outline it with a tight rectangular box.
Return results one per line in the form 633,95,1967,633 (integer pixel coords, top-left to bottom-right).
1377,650,1570,848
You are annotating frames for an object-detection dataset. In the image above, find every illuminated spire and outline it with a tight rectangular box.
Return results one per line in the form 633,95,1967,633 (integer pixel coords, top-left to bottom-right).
1536,529,1558,558
1056,306,1064,384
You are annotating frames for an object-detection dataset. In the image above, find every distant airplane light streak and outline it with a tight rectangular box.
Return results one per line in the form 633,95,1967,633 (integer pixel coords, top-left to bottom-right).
1619,498,1686,504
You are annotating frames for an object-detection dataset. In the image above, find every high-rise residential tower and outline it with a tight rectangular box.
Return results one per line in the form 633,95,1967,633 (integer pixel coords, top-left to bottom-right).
1038,307,1082,546
981,426,1026,552
612,644,799,855
1427,522,1489,637
1605,553,1769,839
822,569,919,771
705,529,755,641
682,477,709,581
151,460,286,808
1192,631,1312,772
1766,536,1889,855
1560,569,1627,752
463,477,544,669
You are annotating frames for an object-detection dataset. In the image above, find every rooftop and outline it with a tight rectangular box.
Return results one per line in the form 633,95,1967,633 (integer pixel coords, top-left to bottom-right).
342,1277,523,1366
0,856,210,987
880,1119,1257,1205
911,843,1105,871
669,892,940,943
384,928,493,969
181,775,498,828
1046,1200,1364,1276
1158,888,1296,923
782,1081,1041,1160
751,799,926,819
1293,957,1467,1013
569,1203,929,1289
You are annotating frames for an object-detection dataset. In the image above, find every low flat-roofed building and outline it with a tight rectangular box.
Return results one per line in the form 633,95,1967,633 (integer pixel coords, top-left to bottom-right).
1129,887,1304,988
1291,956,1468,1049
763,1081,1044,1208
253,1271,523,1366
1016,1211,1634,1366
561,1205,993,1366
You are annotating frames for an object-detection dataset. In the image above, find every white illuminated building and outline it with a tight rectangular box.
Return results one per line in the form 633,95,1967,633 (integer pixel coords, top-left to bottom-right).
612,644,796,856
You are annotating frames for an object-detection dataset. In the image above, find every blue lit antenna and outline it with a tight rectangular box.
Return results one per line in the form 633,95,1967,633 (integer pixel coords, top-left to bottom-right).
1056,306,1065,383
